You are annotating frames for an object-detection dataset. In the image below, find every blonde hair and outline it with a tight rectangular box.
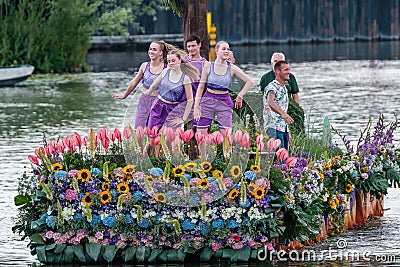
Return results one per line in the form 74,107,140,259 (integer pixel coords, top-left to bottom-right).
167,50,200,80
154,40,185,63
215,40,229,51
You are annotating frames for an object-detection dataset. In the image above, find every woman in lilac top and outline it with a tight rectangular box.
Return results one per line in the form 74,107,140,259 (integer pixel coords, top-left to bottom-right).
144,50,199,150
112,41,176,129
193,41,253,160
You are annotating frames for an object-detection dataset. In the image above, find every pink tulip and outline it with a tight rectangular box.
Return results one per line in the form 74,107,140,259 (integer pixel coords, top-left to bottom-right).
57,141,66,153
123,125,132,139
176,128,184,139
212,131,224,145
233,130,243,144
205,134,214,145
181,129,194,143
64,136,75,153
241,132,251,149
286,156,298,166
113,128,122,143
28,155,39,165
150,126,159,138
195,132,205,144
276,148,288,160
109,131,116,143
153,135,161,145
257,142,264,152
161,126,175,142
73,132,82,148
135,126,144,140
273,139,281,150
144,126,151,137
82,136,88,147
267,138,281,153
45,143,56,155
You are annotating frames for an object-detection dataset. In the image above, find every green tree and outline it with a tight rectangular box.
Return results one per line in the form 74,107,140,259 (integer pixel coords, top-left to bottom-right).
0,0,162,72
94,0,163,38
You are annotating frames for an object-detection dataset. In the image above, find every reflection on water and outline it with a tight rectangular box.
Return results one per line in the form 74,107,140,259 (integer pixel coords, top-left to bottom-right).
1,43,400,266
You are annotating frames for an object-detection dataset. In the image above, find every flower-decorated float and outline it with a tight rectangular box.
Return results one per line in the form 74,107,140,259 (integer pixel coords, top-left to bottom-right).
13,114,399,264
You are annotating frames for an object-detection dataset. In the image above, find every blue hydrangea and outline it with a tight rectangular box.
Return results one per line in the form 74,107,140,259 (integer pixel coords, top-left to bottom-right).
233,184,240,190
153,214,161,223
40,213,48,221
198,222,211,234
265,195,275,202
91,167,101,176
352,170,358,178
138,218,150,228
208,177,216,184
227,219,239,229
79,192,85,200
124,214,134,223
181,219,195,231
212,219,224,228
102,216,115,227
54,170,67,180
244,171,256,181
46,215,57,228
73,213,82,220
239,199,251,208
183,174,191,181
150,167,163,177
132,191,143,201
91,214,101,227
110,189,118,198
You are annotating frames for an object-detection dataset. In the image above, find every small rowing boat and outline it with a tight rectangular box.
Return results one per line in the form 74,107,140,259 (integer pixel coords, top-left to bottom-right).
0,65,34,86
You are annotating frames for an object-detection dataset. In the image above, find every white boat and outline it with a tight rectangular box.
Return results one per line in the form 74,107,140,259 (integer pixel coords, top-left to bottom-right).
0,65,35,86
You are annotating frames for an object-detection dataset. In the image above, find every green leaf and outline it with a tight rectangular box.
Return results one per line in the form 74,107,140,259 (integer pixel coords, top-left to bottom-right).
222,249,237,261
62,246,75,263
54,244,67,254
148,248,163,262
136,246,145,262
73,245,86,262
236,247,251,261
199,247,215,261
296,234,310,243
123,246,137,262
36,245,46,263
30,233,45,244
45,243,57,250
86,243,102,262
167,249,185,262
102,245,118,263
14,194,31,206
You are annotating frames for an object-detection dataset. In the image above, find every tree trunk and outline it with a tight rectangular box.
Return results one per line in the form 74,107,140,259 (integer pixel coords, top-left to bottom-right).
182,0,209,58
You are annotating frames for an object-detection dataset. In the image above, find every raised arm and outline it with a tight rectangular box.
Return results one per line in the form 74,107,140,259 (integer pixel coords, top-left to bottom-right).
112,62,146,99
231,64,254,108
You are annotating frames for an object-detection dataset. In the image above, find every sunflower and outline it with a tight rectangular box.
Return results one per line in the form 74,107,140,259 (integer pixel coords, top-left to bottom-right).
145,175,155,183
52,163,63,172
345,183,353,193
78,169,91,182
122,173,133,182
318,172,324,179
212,170,223,179
230,165,241,178
107,172,115,180
250,165,261,173
82,192,93,206
123,165,136,175
253,186,265,200
172,165,186,177
184,162,197,171
99,191,112,204
200,161,212,173
228,189,239,200
329,200,336,209
101,182,110,191
154,193,167,203
247,182,257,194
198,178,210,189
117,182,130,194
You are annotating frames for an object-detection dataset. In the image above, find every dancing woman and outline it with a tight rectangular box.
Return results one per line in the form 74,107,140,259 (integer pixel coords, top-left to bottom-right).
193,41,253,159
144,50,200,151
112,41,177,129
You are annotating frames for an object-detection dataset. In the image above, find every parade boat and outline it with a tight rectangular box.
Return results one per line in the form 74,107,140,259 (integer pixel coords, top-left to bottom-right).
0,65,34,86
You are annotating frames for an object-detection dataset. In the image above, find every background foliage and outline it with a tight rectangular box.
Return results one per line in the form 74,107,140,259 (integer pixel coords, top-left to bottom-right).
0,0,162,72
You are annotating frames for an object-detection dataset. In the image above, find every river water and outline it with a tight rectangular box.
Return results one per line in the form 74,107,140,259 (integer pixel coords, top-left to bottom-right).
1,41,400,266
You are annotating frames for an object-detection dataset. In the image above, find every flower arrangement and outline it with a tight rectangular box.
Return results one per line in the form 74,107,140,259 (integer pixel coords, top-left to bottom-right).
13,114,399,264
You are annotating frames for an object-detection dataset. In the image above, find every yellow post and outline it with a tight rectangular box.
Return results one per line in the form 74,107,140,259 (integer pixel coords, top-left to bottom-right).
209,23,217,61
